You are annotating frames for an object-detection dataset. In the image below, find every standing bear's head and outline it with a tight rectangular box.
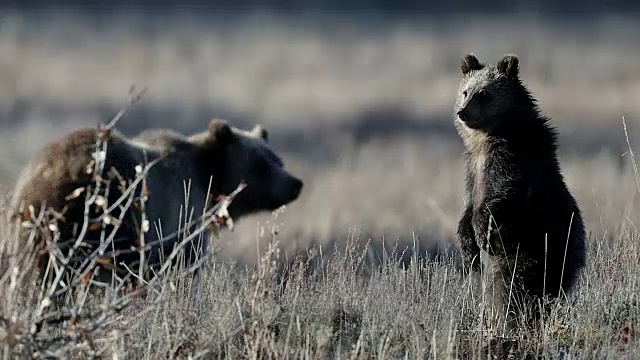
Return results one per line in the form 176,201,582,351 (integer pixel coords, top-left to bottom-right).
191,119,304,220
455,53,539,134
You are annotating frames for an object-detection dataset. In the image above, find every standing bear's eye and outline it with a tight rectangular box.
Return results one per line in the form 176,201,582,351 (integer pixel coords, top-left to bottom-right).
476,89,491,102
462,90,468,97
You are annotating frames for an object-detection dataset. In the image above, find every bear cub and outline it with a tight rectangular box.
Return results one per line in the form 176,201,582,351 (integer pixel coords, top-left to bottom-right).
10,118,303,288
454,53,587,326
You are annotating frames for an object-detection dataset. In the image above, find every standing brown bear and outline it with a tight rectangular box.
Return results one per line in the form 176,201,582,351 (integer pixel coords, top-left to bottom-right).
454,53,587,328
9,118,303,289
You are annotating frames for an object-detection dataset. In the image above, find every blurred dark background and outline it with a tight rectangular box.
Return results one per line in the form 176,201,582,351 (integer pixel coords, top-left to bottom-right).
3,0,640,15
0,2,639,267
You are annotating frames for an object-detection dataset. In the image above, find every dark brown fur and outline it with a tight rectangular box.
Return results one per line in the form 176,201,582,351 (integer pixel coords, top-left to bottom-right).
10,119,303,288
454,54,587,329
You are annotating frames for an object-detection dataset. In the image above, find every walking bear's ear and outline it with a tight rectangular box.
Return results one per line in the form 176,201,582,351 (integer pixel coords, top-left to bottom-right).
252,125,269,142
209,118,234,144
496,54,519,80
461,54,484,75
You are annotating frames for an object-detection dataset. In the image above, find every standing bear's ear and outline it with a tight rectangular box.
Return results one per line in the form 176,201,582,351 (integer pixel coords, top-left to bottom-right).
461,54,484,75
252,124,269,142
496,54,519,80
209,118,234,143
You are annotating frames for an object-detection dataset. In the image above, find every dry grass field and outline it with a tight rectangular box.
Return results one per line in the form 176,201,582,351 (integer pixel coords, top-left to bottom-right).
1,10,640,359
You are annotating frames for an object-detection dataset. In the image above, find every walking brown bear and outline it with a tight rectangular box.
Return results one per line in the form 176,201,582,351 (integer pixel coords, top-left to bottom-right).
9,118,303,290
454,53,587,329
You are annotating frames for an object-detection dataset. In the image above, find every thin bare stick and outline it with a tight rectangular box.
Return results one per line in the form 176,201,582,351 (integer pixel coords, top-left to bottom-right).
104,87,148,131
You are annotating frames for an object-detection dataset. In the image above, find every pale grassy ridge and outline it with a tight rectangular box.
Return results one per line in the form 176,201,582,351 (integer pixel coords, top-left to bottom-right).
1,11,640,359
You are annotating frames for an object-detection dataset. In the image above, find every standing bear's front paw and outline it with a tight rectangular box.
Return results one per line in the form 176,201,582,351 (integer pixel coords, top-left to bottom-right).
473,221,491,255
478,224,505,256
476,235,491,255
